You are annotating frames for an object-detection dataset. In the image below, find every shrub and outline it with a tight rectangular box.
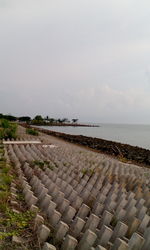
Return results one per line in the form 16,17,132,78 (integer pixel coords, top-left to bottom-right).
26,128,39,136
81,168,88,175
0,119,10,129
0,120,17,140
33,160,44,167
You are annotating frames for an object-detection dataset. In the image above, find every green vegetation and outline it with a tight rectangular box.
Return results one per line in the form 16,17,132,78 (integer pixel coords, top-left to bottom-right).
26,128,39,136
63,162,71,167
0,146,12,218
118,156,128,163
81,168,88,175
32,160,54,170
32,160,44,167
72,118,78,123
0,114,17,121
0,142,36,249
1,119,10,128
31,115,46,125
110,215,118,227
0,209,35,240
0,113,80,126
81,168,95,176
31,115,73,125
18,116,31,122
0,120,17,140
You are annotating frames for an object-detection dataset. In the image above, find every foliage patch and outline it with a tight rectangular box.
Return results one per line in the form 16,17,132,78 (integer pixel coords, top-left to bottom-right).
0,120,17,140
26,128,39,136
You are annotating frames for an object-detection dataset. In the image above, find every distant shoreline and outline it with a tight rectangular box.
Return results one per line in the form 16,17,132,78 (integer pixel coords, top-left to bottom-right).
30,123,100,127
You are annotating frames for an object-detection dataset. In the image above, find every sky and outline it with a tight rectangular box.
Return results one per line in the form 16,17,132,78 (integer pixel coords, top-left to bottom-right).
0,0,150,123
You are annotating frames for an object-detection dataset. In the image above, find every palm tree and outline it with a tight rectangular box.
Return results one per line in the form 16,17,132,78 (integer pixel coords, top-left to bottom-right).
72,119,78,123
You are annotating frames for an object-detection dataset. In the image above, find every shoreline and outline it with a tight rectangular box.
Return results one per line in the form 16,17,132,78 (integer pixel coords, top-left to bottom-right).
22,124,150,168
30,123,100,127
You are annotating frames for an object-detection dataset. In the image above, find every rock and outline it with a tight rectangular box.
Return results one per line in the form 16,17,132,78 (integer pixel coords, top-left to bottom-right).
12,236,24,244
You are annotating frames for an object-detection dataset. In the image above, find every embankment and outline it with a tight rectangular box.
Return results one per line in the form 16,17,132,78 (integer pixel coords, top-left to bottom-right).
22,124,150,167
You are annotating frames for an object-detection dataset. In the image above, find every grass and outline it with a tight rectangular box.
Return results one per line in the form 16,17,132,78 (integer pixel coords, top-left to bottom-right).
0,120,17,140
26,128,39,136
32,160,54,170
81,167,95,176
32,160,44,167
118,156,129,163
0,208,35,240
0,163,12,205
0,142,38,249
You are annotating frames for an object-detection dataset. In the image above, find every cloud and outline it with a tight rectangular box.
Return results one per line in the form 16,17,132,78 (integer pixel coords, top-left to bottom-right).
61,84,150,122
0,0,150,123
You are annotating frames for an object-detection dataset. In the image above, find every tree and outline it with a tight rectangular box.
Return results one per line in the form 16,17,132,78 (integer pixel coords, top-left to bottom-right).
0,113,4,119
72,118,78,123
3,115,17,121
57,119,63,123
57,118,69,123
62,118,70,123
45,116,49,121
19,116,31,122
49,118,55,123
34,115,43,121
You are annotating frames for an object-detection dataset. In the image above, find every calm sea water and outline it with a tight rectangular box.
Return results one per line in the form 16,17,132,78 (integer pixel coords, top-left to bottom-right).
39,124,150,150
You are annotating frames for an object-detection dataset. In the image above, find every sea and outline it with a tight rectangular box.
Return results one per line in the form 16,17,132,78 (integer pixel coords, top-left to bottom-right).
39,124,150,150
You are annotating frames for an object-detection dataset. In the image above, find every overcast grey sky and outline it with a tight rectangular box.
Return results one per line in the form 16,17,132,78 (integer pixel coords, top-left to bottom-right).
0,0,150,123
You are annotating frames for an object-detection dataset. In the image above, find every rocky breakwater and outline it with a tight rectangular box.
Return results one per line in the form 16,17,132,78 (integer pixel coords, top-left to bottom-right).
22,124,150,167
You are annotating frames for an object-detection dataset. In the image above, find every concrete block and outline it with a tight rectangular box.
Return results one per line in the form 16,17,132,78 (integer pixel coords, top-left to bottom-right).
38,224,50,243
34,214,44,230
72,196,83,210
62,206,76,224
143,227,150,250
59,199,70,214
93,202,104,216
84,213,100,232
50,210,61,227
41,194,51,210
61,234,78,250
77,204,90,219
54,191,64,205
68,190,78,203
55,221,69,242
98,210,113,229
70,216,85,238
78,229,97,250
137,206,147,220
28,195,38,207
30,204,39,213
126,217,141,238
128,232,145,250
47,201,57,217
42,242,56,250
112,238,129,250
111,221,128,243
138,214,150,234
97,225,113,247
95,246,107,250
